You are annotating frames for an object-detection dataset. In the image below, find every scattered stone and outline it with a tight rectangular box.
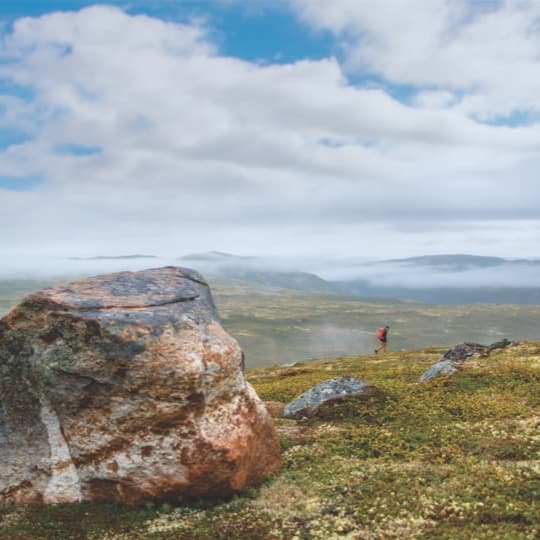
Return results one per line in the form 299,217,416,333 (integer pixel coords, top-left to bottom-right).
284,376,372,418
0,267,281,505
419,342,486,381
419,340,516,381
487,338,515,353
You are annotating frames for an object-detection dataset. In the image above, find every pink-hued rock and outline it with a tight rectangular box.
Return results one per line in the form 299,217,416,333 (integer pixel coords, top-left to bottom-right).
0,267,280,505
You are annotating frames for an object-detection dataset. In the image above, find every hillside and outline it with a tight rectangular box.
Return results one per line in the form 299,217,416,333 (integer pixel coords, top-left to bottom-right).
0,279,64,315
1,343,538,539
212,283,540,367
179,252,337,294
334,282,540,305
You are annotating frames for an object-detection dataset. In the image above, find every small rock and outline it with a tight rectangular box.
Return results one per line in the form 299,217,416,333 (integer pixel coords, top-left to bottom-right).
284,376,372,418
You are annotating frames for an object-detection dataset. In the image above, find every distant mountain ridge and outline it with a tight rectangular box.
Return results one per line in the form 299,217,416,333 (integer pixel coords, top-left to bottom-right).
179,251,337,294
179,251,257,262
56,251,540,305
384,254,508,267
68,255,157,261
382,254,540,269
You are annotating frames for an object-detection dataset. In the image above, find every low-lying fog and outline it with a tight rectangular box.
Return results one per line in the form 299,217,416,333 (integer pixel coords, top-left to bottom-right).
311,259,540,289
1,252,540,290
0,255,176,280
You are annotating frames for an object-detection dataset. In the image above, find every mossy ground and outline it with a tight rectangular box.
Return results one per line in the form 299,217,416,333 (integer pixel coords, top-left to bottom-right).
1,344,539,539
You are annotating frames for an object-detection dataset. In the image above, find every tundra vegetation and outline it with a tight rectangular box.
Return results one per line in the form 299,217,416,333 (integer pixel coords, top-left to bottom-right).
1,343,538,539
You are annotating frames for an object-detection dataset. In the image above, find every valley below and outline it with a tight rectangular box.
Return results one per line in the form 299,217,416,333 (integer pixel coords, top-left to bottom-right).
1,277,540,368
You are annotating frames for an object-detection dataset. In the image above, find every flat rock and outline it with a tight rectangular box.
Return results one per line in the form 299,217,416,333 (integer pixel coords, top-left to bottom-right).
0,266,281,505
284,376,372,418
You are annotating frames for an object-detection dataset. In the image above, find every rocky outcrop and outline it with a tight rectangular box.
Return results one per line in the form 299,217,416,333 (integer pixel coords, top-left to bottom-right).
419,340,515,381
284,376,373,418
0,267,281,505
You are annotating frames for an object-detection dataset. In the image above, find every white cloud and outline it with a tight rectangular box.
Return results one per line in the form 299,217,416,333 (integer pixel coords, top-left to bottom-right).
413,90,457,109
291,0,540,118
0,4,539,264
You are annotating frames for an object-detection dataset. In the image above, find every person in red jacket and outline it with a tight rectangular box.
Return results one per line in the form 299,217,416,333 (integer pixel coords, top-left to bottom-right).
374,325,390,354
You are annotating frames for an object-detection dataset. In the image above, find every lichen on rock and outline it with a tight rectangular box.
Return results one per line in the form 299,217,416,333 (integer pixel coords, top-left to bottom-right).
0,266,281,505
284,375,374,418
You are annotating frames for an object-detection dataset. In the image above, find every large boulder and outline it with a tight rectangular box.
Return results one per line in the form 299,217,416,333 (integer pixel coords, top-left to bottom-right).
284,376,373,418
0,267,281,505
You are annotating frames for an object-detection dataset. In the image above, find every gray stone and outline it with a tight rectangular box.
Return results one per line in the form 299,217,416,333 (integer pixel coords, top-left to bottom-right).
418,359,458,381
487,338,515,352
419,342,486,381
284,376,372,418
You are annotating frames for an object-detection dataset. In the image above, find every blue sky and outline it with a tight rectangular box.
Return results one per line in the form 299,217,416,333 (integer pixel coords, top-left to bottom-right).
0,1,539,262
0,174,42,191
0,1,336,63
0,0,338,160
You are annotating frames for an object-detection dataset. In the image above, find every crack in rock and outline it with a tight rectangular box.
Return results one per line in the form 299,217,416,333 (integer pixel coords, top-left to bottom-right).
71,294,201,312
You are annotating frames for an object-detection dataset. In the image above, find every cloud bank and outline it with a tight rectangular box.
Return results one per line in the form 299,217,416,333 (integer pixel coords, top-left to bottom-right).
0,2,539,262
